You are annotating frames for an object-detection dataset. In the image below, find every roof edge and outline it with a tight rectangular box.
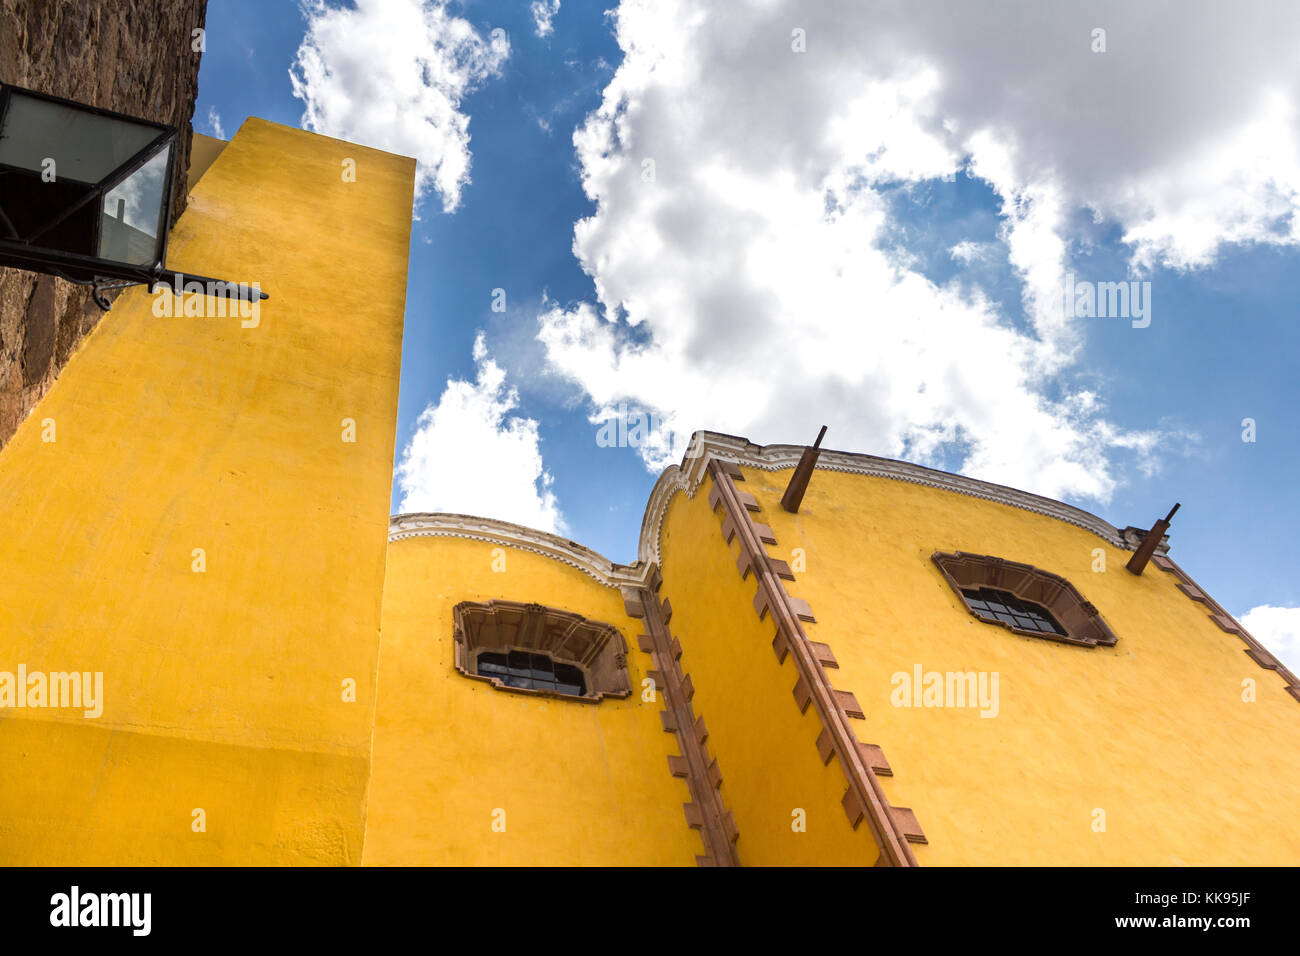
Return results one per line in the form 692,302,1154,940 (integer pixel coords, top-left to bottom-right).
635,431,1141,566
389,431,1144,584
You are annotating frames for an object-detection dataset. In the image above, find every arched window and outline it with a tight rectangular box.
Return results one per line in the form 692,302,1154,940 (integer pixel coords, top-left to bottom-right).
932,551,1118,648
452,599,631,702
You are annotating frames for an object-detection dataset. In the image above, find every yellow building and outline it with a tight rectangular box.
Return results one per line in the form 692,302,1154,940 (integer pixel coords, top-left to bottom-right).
1,116,1297,866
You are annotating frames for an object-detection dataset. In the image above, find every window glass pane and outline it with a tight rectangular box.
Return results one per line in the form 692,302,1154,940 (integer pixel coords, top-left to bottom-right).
98,142,171,265
475,647,588,696
530,655,554,681
555,664,586,696
962,587,1066,636
0,91,162,182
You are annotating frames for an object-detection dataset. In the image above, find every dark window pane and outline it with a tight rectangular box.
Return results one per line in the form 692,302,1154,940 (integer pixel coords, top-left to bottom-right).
530,655,554,681
555,664,586,696
962,587,1066,636
0,91,162,182
475,648,587,696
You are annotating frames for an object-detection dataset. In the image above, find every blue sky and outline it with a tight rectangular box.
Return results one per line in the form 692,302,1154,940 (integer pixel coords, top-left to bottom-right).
195,0,1300,667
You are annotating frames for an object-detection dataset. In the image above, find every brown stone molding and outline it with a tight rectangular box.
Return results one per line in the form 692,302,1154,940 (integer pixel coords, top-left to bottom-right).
707,459,924,866
452,600,631,703
1151,556,1300,704
623,574,741,867
931,551,1120,649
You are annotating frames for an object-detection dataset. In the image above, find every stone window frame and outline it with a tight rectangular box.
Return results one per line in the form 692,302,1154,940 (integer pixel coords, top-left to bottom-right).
931,551,1119,648
452,599,631,703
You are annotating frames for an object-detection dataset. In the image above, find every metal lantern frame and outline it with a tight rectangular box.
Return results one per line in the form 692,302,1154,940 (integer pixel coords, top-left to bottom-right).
0,83,266,308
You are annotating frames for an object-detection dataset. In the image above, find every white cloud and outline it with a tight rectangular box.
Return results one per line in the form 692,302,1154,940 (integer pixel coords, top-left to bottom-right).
531,0,560,38
289,0,509,212
204,105,225,140
949,240,990,264
1240,606,1300,675
397,334,564,534
535,0,1300,503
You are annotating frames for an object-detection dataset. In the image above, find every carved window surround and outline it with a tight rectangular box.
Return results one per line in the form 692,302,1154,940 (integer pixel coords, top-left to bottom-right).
932,551,1119,648
452,599,631,703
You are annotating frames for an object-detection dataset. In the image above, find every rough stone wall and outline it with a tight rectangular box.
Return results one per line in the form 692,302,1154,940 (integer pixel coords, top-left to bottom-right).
0,0,207,448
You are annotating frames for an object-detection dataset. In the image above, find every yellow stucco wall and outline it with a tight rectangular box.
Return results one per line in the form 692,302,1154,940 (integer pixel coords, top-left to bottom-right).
364,534,701,865
739,463,1300,866
655,476,882,865
0,118,414,864
0,112,1287,870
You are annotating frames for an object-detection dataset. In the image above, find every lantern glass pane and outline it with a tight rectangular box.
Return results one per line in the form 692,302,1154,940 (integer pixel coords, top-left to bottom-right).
98,142,172,265
0,91,161,184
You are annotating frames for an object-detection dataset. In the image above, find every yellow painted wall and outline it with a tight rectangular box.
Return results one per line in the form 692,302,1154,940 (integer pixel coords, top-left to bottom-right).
364,535,701,865
0,118,414,864
740,463,1300,866
656,476,882,865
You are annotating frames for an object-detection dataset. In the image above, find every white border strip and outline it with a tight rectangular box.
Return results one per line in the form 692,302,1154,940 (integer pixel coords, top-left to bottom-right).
391,431,1139,585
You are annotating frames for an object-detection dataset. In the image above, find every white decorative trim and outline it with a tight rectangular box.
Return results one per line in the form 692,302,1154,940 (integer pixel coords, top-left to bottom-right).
389,432,1141,580
693,433,1135,550
388,512,651,588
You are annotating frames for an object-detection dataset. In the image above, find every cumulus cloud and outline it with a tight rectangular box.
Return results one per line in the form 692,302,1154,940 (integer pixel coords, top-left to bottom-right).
1240,605,1300,675
531,0,560,38
536,0,1300,502
397,334,564,533
289,0,509,212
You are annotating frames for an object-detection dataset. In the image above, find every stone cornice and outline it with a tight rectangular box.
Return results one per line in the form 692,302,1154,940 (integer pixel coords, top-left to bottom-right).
389,432,1142,580
388,512,650,587
679,432,1137,547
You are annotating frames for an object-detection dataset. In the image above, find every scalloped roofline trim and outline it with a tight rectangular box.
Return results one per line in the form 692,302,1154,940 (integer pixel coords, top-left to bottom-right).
389,431,1139,587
